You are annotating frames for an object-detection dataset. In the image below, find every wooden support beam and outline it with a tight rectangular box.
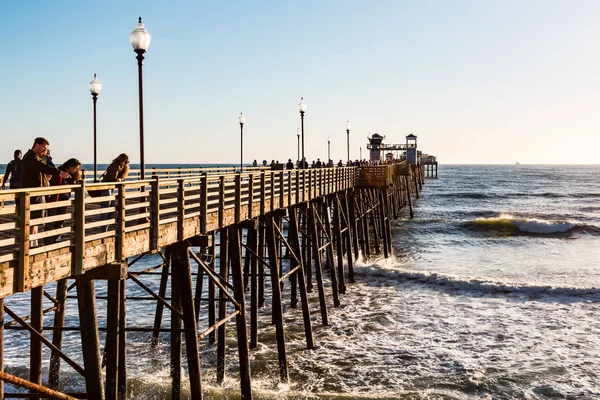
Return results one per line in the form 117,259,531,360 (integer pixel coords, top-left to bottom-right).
172,242,203,399
207,233,217,344
217,228,229,384
288,207,314,349
248,222,259,349
257,218,266,308
332,195,347,294
228,226,253,400
30,286,43,398
105,277,121,400
265,214,289,382
322,198,341,303
152,247,170,347
170,244,182,399
338,190,358,283
48,279,68,390
117,279,127,399
308,203,329,325
379,189,390,259
76,275,105,400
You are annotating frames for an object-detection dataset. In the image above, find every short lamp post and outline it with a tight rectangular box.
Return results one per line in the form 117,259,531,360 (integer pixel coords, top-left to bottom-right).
298,97,307,168
239,113,245,172
89,74,102,182
360,146,362,161
345,121,351,164
327,136,331,161
296,127,300,165
130,17,151,180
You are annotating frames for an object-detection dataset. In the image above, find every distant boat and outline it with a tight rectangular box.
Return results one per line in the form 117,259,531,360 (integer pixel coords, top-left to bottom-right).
515,162,520,165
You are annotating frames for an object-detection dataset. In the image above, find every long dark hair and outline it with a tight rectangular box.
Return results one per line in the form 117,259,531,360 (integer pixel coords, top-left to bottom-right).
59,158,82,181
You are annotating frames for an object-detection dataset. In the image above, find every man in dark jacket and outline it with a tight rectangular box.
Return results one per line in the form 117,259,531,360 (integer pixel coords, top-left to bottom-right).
21,137,70,246
2,150,22,189
21,137,69,189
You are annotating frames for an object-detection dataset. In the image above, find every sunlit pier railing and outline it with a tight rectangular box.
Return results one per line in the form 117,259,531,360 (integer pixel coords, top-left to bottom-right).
83,165,271,182
0,166,360,297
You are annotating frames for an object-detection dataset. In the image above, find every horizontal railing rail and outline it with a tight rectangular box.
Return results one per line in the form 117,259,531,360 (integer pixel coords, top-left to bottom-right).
0,165,387,295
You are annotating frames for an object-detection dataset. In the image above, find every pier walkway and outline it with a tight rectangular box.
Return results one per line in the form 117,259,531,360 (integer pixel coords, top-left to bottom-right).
0,162,427,399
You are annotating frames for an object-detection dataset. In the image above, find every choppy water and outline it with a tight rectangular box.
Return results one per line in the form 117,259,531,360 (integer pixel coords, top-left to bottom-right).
3,164,600,399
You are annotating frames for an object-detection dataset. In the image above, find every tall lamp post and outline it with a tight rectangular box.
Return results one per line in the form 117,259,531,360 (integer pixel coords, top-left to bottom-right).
239,113,245,172
327,136,331,161
130,17,151,179
345,121,351,164
296,127,300,165
89,74,102,182
298,97,307,168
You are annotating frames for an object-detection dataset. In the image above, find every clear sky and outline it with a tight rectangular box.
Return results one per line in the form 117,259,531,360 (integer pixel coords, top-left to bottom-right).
1,0,598,165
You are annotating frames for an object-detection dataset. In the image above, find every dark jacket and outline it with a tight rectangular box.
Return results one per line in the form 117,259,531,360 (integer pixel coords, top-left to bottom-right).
47,174,78,202
21,149,60,189
3,159,22,189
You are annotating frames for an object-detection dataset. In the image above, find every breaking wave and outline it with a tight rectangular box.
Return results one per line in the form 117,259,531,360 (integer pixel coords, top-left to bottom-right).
462,214,584,235
356,262,600,301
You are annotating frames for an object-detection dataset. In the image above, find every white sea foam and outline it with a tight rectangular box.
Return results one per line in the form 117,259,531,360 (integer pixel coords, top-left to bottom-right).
471,213,576,234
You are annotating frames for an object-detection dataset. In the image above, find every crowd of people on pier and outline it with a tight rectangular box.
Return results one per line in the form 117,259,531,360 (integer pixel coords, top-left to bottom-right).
1,137,130,246
251,157,384,170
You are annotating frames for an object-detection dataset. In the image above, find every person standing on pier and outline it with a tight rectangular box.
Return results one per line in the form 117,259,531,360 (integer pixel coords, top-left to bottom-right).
99,153,130,228
2,149,23,190
21,137,71,246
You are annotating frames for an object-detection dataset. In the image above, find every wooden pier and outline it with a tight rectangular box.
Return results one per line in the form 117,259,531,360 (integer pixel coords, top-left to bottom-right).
0,162,426,399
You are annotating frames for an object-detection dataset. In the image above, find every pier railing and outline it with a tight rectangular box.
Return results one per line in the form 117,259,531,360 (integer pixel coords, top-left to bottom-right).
84,165,270,182
0,166,360,297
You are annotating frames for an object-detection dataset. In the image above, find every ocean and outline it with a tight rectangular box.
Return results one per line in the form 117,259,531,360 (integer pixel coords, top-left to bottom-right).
2,164,600,399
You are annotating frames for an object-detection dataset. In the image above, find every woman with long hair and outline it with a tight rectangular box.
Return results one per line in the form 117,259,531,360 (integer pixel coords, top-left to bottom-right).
99,153,130,230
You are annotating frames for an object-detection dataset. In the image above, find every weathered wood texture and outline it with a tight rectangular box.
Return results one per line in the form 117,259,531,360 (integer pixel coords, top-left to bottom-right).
0,164,419,298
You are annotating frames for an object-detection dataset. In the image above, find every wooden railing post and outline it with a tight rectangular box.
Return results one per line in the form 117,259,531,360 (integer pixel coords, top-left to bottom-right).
287,171,292,206
269,172,275,212
260,172,266,216
73,181,86,275
248,174,254,219
16,192,30,293
219,176,225,228
150,176,160,251
177,179,185,241
295,170,300,205
200,174,208,234
235,174,241,224
279,170,284,208
116,185,126,261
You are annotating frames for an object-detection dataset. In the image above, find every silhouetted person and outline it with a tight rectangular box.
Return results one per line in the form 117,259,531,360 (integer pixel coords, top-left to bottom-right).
286,159,294,169
2,149,23,190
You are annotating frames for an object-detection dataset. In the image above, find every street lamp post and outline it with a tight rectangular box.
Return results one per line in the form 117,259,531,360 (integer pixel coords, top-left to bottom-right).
345,121,351,164
239,113,245,172
298,97,307,168
130,17,151,180
89,74,102,182
296,128,300,165
327,136,331,162
360,146,362,161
